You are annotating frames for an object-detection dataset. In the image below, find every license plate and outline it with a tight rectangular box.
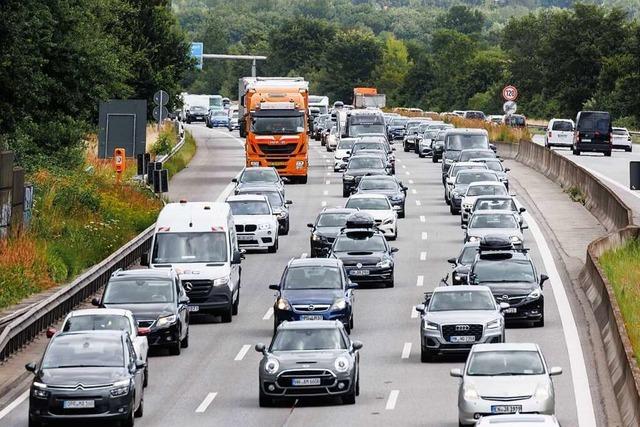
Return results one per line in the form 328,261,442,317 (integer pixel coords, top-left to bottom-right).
188,305,199,312
237,235,254,241
491,405,522,414
581,138,591,142
292,378,321,386
350,270,369,276
301,315,323,321
450,335,476,343
63,400,95,409
504,308,517,314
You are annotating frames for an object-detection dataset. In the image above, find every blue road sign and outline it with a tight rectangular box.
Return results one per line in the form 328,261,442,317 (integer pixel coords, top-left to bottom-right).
191,42,204,70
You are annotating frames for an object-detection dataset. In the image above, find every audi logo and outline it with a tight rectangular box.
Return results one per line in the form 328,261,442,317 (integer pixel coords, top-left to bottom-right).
455,325,470,331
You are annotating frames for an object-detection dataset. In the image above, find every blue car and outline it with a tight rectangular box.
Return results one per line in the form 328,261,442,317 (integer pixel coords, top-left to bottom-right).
206,110,229,128
270,258,357,334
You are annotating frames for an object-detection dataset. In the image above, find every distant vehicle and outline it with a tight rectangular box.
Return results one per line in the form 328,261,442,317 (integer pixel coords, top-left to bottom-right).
458,148,497,163
449,170,499,215
430,129,447,162
612,126,632,152
444,162,490,206
235,185,292,235
441,128,491,183
342,155,390,197
388,117,409,140
451,343,562,426
26,331,145,427
309,95,330,115
232,166,286,197
355,175,407,218
206,109,229,128
333,138,357,172
228,107,240,131
504,114,527,128
470,195,526,227
313,113,332,141
185,105,208,123
545,118,575,149
326,124,340,152
308,208,357,257
463,210,525,246
471,158,510,189
572,111,612,156
353,87,385,109
487,115,504,125
463,111,486,121
255,320,362,406
345,109,386,138
461,182,510,225
453,110,466,117
226,194,280,253
345,193,398,240
447,241,480,285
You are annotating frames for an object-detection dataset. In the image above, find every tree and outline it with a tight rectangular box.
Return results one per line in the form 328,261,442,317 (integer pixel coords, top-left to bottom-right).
374,34,413,106
440,5,485,36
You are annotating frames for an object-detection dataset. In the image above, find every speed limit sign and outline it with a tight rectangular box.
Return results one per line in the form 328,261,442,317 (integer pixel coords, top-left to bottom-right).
502,85,518,101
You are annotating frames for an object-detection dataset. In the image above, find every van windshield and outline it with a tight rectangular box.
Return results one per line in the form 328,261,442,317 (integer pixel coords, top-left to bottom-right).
152,232,228,264
577,112,610,133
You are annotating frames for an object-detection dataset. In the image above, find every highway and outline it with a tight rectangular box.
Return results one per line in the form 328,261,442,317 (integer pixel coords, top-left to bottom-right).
1,125,598,426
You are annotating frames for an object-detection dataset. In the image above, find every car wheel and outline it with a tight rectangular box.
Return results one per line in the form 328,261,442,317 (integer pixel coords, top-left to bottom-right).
123,405,135,427
299,176,308,184
268,238,278,253
221,304,233,323
628,146,633,152
450,205,458,215
169,341,181,356
355,375,360,396
28,416,42,427
421,346,435,363
572,147,580,155
342,386,356,405
232,290,240,315
432,155,438,163
283,222,290,236
342,188,350,197
403,143,409,152
418,154,424,158
180,327,189,348
349,314,354,331
134,395,144,418
604,150,612,157
143,359,149,387
398,208,405,219
534,315,545,328
259,390,274,407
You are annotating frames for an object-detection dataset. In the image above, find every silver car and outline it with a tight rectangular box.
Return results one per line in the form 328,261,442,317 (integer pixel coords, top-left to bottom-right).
415,286,507,362
463,210,526,247
255,320,362,406
451,343,562,426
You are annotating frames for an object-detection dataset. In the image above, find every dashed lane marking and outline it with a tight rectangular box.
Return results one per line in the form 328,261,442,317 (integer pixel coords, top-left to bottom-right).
401,342,412,359
195,392,218,413
234,345,251,361
263,307,274,320
416,275,424,287
385,390,399,410
420,252,427,261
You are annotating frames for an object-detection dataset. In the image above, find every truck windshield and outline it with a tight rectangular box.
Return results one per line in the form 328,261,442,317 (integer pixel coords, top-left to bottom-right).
152,232,228,264
251,116,304,135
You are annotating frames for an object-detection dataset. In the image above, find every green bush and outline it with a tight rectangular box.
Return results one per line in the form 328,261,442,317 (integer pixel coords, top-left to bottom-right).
151,132,174,157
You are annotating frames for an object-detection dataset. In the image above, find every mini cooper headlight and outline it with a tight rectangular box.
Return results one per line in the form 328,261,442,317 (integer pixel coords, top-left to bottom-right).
334,356,350,373
265,358,280,374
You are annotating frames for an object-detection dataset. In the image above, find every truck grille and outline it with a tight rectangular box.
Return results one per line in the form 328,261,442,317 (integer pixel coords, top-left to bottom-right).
259,144,298,155
235,224,257,232
183,279,213,301
442,324,483,342
277,370,335,388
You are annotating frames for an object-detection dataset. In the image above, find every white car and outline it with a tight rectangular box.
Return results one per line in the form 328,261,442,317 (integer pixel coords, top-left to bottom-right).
612,127,633,152
334,138,357,171
326,127,340,151
461,181,509,225
545,118,574,149
49,308,150,387
475,414,561,427
226,194,279,252
345,193,398,240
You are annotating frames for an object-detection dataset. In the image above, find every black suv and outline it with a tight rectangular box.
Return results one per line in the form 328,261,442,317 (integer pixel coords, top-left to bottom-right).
308,208,357,257
94,269,190,355
468,237,547,327
329,212,398,288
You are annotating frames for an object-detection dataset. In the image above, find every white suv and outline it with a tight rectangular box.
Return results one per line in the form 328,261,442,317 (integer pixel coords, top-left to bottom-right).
345,194,398,240
612,127,633,152
545,119,574,149
226,195,279,252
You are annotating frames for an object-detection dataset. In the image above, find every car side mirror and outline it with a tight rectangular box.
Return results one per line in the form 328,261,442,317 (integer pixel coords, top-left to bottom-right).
447,257,457,265
231,178,238,183
232,250,243,265
390,247,399,253
307,223,314,228
499,302,510,311
540,274,549,285
91,298,100,307
450,368,463,378
519,207,526,213
549,366,563,376
140,252,149,267
25,362,37,373
351,340,363,351
138,327,150,336
392,205,401,212
255,343,267,354
505,168,511,172
415,304,425,314
281,177,290,183
461,224,467,229
347,281,358,289
46,327,57,339
268,284,280,291
285,200,293,205
135,360,146,370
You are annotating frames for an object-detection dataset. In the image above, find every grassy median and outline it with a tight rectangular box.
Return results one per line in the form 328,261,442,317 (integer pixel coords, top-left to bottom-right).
163,130,197,178
599,238,640,364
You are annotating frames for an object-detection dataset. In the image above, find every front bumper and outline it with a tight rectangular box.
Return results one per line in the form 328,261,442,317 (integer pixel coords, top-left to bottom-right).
246,156,308,178
575,142,611,153
344,265,393,284
421,325,502,354
147,322,182,347
459,395,554,424
187,114,206,122
187,282,234,314
29,388,134,423
375,220,396,237
275,306,351,326
261,369,354,398
237,230,277,248
418,144,432,156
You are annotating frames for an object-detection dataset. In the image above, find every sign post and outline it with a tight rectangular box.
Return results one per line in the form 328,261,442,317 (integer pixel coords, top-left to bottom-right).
114,148,125,184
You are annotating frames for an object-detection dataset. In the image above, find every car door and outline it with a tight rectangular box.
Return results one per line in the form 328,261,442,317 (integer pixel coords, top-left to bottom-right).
127,337,143,405
176,278,189,339
229,218,241,295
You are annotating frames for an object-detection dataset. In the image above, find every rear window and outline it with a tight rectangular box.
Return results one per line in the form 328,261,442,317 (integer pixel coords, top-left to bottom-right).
613,128,628,136
552,121,573,131
577,112,610,133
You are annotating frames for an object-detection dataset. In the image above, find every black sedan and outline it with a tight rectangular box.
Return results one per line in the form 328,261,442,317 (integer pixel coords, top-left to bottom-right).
308,208,357,257
355,175,408,218
342,156,390,197
447,241,479,285
94,269,190,356
26,330,145,427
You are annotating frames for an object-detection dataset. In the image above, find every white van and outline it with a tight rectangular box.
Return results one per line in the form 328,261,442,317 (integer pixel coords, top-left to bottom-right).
143,201,243,323
545,118,575,149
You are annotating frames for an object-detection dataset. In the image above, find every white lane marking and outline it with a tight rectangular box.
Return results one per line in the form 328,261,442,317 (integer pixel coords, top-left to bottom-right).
234,345,251,361
325,159,330,163
215,182,236,203
420,251,427,261
421,232,428,240
195,392,218,413
420,215,426,223
301,253,308,258
408,179,414,184
323,190,328,196
416,275,424,287
411,189,417,195
405,171,410,176
402,164,407,169
415,200,421,206
523,211,596,427
385,390,400,410
401,342,412,359
0,390,28,420
326,172,331,176
263,307,274,320
411,307,419,318
321,201,327,207
326,180,330,185
396,158,402,163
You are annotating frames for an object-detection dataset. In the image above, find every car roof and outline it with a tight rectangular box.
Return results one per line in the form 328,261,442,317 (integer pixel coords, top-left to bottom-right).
477,414,559,425
226,194,269,202
445,128,488,136
156,202,230,233
56,330,127,339
111,268,174,280
319,208,357,214
467,181,505,187
472,209,516,215
433,285,491,293
348,193,388,200
288,258,342,268
454,162,489,167
474,195,513,200
359,175,396,181
472,343,539,352
613,127,627,131
236,185,281,193
460,148,494,153
67,308,132,318
279,320,343,330
241,166,277,172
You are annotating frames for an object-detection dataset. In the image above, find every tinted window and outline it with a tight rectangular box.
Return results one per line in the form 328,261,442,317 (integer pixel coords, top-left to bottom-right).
391,118,408,126
333,235,386,252
577,112,610,133
469,214,518,229
446,135,489,151
271,328,346,351
475,199,516,212
474,259,535,282
451,164,487,177
42,334,124,368
242,191,282,208
63,315,132,334
228,200,270,215
613,128,628,135
482,160,504,172
429,290,495,311
240,169,278,183
353,142,384,152
460,246,478,264
152,232,228,263
283,266,342,290
456,172,498,184
552,121,573,131
360,179,397,191
103,279,175,304
345,197,390,210
467,351,545,376
317,213,350,227
337,140,355,150
251,115,304,135
348,157,384,169
467,185,507,197
459,150,495,162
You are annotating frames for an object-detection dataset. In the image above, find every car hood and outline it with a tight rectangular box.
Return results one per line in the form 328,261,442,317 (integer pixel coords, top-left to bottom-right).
281,289,344,305
425,310,499,324
334,149,350,158
103,302,174,320
478,281,538,295
345,169,387,177
40,367,129,387
272,349,347,367
466,375,549,398
233,214,277,225
358,209,394,221
452,184,469,194
332,252,384,266
467,229,522,240
357,189,401,198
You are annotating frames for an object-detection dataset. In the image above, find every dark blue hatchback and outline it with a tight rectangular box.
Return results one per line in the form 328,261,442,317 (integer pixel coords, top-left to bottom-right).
270,258,357,334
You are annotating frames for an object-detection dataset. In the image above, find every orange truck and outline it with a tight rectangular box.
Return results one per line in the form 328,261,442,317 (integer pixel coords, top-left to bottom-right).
238,77,309,183
353,87,386,109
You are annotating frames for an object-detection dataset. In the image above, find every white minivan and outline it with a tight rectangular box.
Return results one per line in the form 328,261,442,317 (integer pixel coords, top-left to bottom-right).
143,201,243,323
545,118,574,149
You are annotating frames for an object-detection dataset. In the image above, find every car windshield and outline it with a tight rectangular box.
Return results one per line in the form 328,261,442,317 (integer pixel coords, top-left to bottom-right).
228,200,270,215
446,135,488,151
467,351,545,376
613,128,628,135
391,118,408,126
103,279,174,304
317,213,350,228
213,111,226,117
349,124,386,137
467,185,507,197
456,172,497,184
469,214,517,229
63,315,132,334
460,151,495,162
481,161,504,172
360,179,397,191
348,157,384,169
552,121,573,131
337,140,355,150
466,112,485,120
244,191,282,208
251,115,304,135
429,290,495,311
240,169,279,183
190,106,206,112
451,165,487,177
460,246,478,264
346,197,390,210
423,130,439,139
271,328,347,351
333,234,386,252
152,232,228,263
283,266,342,290
474,259,535,283
42,334,125,369
476,199,516,212
353,143,384,152
578,113,610,133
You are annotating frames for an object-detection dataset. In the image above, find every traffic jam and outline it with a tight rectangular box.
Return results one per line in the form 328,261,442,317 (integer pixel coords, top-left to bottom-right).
24,81,565,427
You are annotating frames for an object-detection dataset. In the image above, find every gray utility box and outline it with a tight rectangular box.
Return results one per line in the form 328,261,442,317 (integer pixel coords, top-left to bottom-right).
98,100,147,158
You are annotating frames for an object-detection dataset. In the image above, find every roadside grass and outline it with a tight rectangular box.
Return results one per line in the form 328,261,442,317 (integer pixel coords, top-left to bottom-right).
565,186,586,205
599,238,640,364
163,130,197,178
445,117,532,143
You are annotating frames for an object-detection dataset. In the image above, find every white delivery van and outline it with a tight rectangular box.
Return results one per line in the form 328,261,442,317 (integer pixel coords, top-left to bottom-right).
143,201,243,323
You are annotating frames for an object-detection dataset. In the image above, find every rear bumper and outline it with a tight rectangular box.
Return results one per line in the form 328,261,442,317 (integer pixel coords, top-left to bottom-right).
575,142,611,153
344,266,393,284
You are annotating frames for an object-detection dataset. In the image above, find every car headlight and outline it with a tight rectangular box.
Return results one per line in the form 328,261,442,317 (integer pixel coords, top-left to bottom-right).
382,217,394,225
390,194,403,201
312,233,325,242
334,356,350,373
32,382,48,399
527,289,541,300
295,161,305,169
259,223,272,230
265,358,280,374
510,236,522,244
213,276,230,287
277,211,287,219
451,191,460,198
156,314,177,328
331,298,347,310
276,298,291,311
487,318,502,329
535,383,551,400
344,175,355,181
467,236,480,242
376,259,392,269
445,158,454,164
463,385,480,400
423,320,439,330
110,379,130,398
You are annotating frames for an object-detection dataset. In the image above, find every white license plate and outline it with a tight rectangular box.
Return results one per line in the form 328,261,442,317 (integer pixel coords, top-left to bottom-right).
350,270,369,276
63,400,95,409
492,405,522,414
450,336,476,343
188,305,199,312
504,308,517,314
292,378,321,386
237,235,254,241
301,315,323,321
581,138,591,142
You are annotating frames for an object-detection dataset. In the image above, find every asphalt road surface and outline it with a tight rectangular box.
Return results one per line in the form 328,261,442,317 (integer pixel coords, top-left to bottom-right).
2,125,600,427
